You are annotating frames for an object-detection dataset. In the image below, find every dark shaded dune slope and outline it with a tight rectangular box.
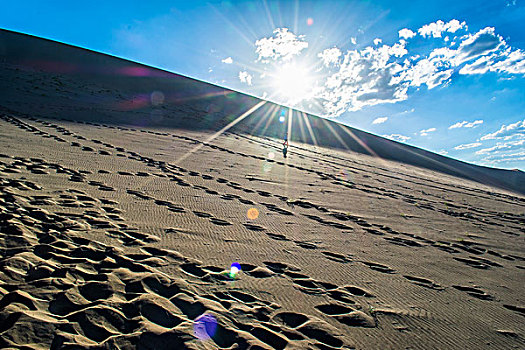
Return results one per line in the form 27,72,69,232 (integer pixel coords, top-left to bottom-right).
1,29,523,194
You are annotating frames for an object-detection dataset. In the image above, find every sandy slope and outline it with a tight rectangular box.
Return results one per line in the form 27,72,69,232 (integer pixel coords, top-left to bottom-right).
1,28,523,194
1,29,525,349
0,112,524,349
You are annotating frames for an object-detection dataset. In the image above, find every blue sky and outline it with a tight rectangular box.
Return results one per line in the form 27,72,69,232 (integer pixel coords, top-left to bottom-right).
2,0,525,170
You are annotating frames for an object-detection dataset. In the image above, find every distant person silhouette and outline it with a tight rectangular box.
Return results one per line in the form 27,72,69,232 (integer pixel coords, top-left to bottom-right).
283,137,289,158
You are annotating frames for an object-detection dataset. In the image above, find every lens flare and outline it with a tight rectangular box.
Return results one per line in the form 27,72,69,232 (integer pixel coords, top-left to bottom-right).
150,91,165,106
307,18,314,26
229,262,242,279
279,116,286,123
268,152,275,160
247,207,259,220
193,313,217,340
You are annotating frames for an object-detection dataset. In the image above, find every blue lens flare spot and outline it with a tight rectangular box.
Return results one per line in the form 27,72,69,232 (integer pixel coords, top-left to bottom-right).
193,313,217,340
229,262,242,278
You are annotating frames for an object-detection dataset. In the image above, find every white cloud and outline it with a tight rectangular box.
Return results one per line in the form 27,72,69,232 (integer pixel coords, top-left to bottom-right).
419,127,436,136
244,21,525,118
318,45,411,115
466,120,484,128
238,71,253,85
390,41,408,57
418,19,466,38
492,48,525,74
449,120,483,129
403,54,454,89
484,155,525,164
449,121,467,129
480,119,525,140
476,139,524,154
372,117,388,124
454,142,482,150
476,139,524,167
318,47,342,66
438,150,449,155
460,46,525,75
458,54,494,75
255,28,308,62
221,57,233,64
320,24,524,115
394,108,415,116
399,28,416,40
479,148,525,164
383,134,411,143
455,27,505,66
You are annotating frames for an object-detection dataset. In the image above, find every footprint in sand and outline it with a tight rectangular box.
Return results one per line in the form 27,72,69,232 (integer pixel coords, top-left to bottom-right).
265,232,291,241
315,303,376,328
453,285,493,300
193,211,213,218
403,275,444,290
343,285,375,297
126,189,152,200
503,304,525,316
243,223,266,231
322,251,352,264
294,241,318,249
361,261,396,274
209,218,232,226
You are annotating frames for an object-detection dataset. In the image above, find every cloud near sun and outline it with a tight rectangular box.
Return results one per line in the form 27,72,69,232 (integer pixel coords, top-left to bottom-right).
239,19,525,117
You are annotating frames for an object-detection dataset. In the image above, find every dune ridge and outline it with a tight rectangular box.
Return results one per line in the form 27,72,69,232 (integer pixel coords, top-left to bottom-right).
1,28,523,194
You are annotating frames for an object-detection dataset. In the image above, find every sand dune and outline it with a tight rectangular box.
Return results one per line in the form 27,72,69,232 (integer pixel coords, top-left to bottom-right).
1,29,523,194
1,29,524,349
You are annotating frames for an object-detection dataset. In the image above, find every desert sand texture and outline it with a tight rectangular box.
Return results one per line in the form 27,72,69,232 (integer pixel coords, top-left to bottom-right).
1,29,525,349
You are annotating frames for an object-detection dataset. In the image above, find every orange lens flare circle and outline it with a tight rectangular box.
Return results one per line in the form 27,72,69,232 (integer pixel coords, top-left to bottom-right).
247,208,259,220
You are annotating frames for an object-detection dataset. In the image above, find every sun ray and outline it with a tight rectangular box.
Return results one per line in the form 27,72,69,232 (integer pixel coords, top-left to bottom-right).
262,0,276,31
232,8,261,44
283,108,294,195
250,104,279,135
338,126,380,159
296,109,307,143
322,118,350,150
302,112,318,146
276,0,284,27
260,105,280,137
293,0,300,33
287,108,293,143
174,100,266,164
209,4,255,46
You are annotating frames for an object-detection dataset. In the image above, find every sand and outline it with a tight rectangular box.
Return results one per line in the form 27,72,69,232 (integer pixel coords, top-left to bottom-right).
1,29,524,349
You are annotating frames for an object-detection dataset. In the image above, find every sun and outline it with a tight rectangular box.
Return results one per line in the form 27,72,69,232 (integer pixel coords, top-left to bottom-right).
272,63,313,104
